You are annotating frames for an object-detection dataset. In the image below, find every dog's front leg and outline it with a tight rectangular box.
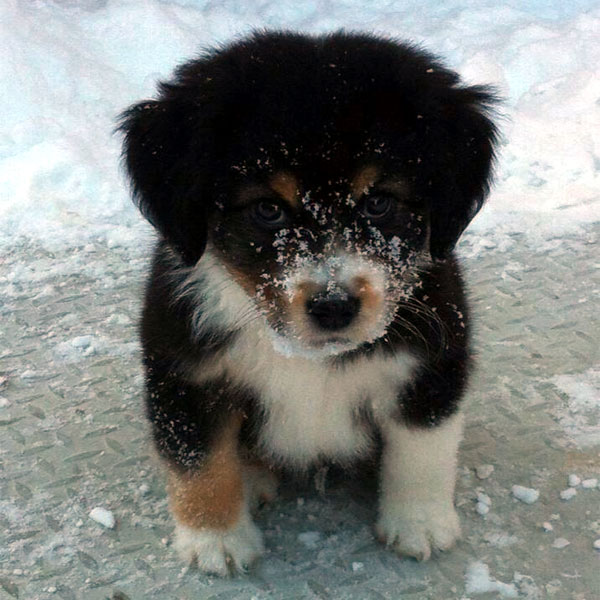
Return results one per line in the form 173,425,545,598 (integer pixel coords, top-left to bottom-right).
376,412,463,561
166,413,265,575
145,365,269,575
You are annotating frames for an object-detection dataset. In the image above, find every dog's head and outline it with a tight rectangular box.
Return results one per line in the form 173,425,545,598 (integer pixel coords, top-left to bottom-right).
120,31,498,356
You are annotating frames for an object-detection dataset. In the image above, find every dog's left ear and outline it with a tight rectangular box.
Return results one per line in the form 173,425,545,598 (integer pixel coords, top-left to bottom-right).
427,86,498,260
118,96,207,265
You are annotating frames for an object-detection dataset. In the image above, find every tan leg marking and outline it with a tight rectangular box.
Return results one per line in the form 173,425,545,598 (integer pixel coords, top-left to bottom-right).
167,415,244,530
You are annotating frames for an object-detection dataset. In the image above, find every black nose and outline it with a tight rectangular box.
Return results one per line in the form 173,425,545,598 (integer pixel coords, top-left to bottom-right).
306,294,360,331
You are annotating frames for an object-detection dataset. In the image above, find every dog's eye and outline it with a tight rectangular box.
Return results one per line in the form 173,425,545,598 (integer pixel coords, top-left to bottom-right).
252,200,289,228
360,194,394,221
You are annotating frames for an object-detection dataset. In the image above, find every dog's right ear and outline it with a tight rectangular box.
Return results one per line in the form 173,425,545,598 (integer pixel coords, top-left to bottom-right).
118,98,206,265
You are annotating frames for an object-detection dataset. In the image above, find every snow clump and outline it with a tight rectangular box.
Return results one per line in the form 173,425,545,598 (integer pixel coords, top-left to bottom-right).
89,507,116,529
511,485,539,504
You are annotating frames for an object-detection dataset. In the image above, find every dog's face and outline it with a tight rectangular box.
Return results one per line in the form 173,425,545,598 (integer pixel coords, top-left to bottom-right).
120,31,497,355
210,163,430,355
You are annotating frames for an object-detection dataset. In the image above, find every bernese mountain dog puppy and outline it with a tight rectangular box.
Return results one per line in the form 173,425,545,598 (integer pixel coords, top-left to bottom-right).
119,31,498,575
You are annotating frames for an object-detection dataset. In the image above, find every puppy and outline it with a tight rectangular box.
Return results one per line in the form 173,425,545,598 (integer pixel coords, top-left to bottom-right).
119,31,497,575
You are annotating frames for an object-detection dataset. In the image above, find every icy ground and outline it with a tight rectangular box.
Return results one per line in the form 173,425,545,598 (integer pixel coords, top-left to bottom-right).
1,0,599,598
1,229,599,599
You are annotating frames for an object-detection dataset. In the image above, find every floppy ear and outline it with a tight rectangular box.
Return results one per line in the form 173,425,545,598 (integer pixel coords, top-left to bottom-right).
118,97,207,265
427,86,498,260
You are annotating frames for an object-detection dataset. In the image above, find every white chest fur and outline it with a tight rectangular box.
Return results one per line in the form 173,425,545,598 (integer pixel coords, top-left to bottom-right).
195,327,417,468
254,348,416,467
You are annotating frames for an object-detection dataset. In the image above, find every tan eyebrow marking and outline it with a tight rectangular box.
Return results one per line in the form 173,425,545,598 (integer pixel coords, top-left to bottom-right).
353,167,410,202
375,178,410,197
351,165,381,197
236,184,272,206
269,172,299,208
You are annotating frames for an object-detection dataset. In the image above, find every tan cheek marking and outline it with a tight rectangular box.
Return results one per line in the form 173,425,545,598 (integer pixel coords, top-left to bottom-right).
217,254,276,303
287,281,321,331
221,259,289,331
351,165,380,198
352,276,383,316
217,256,271,307
222,262,258,298
167,415,244,530
219,255,299,334
269,172,299,208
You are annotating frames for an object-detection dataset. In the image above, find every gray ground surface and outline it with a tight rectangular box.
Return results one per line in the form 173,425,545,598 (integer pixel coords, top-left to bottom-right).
1,226,599,600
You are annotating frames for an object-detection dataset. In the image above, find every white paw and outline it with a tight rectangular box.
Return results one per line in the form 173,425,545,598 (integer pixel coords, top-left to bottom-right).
376,501,461,561
173,513,264,576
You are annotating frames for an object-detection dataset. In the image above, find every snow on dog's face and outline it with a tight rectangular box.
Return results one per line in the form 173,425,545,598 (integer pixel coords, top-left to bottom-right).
120,32,497,357
210,165,430,356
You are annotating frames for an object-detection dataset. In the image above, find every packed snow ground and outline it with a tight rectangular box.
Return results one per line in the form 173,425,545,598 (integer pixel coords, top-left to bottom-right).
1,0,599,598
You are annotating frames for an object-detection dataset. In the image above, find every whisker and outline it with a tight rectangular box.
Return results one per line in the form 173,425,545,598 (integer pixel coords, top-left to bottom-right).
388,318,429,350
402,299,450,342
384,296,449,361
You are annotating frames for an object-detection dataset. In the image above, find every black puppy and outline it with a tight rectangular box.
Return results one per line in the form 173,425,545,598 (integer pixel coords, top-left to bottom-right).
120,31,497,575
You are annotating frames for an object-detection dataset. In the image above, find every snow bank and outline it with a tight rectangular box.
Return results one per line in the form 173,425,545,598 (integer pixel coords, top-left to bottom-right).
1,0,599,251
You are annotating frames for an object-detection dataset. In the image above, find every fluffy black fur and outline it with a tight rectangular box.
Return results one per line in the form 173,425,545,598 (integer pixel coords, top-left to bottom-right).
121,31,497,265
120,30,497,478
